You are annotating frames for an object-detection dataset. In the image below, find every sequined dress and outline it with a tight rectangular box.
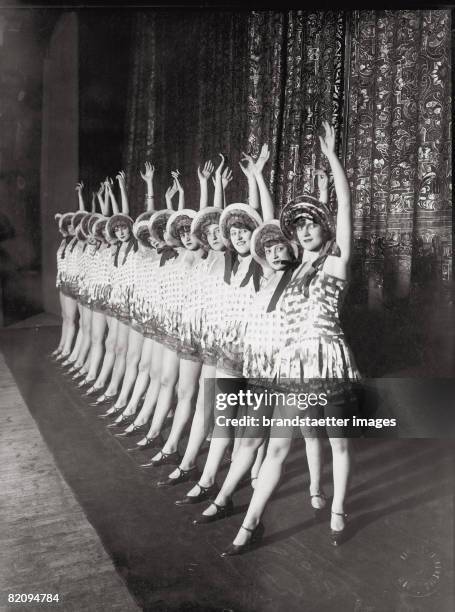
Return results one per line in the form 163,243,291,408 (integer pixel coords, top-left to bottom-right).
275,268,360,400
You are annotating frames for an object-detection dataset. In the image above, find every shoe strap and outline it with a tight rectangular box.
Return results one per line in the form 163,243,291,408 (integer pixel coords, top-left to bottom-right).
195,482,213,494
311,493,326,500
240,524,255,533
209,500,229,512
331,511,348,518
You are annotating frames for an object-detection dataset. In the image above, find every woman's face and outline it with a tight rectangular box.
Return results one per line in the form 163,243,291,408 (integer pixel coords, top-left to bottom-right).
68,223,75,237
205,223,223,251
230,226,252,255
295,218,324,252
114,223,131,242
179,225,199,250
264,242,292,271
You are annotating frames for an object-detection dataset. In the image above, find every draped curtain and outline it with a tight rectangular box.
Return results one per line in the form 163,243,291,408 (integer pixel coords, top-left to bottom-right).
345,10,452,310
121,8,452,373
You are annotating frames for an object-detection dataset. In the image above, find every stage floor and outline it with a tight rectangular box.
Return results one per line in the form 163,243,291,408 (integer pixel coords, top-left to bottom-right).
0,325,453,612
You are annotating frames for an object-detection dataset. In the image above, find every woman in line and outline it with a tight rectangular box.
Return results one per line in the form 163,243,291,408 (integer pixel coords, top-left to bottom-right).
122,178,182,444
73,183,113,388
89,172,135,408
133,170,207,458
156,158,234,486
142,160,234,472
102,163,159,420
60,206,91,371
195,169,329,524
52,210,75,359
221,121,360,556
175,144,273,509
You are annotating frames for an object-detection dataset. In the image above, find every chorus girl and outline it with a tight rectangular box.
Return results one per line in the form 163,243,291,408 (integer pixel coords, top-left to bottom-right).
221,121,361,556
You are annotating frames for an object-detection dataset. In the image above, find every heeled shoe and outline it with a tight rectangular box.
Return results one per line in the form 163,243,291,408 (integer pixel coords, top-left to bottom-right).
175,482,218,506
311,492,328,522
192,499,234,525
220,523,265,557
98,405,125,419
139,449,181,468
106,413,136,428
157,466,199,488
84,385,105,397
72,370,86,381
127,433,164,452
78,378,95,389
114,422,150,438
330,512,348,547
56,354,73,369
89,393,118,407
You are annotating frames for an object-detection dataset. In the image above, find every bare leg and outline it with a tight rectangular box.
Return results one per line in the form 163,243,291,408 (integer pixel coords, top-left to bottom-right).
83,311,106,382
113,328,144,416
231,436,292,546
139,347,180,441
103,320,130,399
184,369,236,494
329,437,352,531
129,340,163,433
54,291,66,353
120,337,154,420
167,363,215,478
67,303,83,363
74,305,92,370
61,296,79,359
305,437,326,509
151,358,202,458
92,315,118,392
201,435,265,516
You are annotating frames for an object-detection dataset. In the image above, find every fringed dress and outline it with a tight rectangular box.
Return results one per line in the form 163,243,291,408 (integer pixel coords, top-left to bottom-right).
275,268,361,434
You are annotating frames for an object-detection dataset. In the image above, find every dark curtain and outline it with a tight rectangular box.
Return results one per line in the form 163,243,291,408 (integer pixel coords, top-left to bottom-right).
343,10,452,374
246,11,345,209
124,10,250,212
123,10,345,215
120,9,452,374
345,10,452,308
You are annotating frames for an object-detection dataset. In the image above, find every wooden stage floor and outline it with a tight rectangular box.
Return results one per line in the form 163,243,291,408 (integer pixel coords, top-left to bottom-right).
0,325,453,612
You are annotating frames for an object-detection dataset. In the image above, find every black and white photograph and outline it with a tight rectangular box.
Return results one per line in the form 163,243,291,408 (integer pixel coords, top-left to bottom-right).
0,2,453,611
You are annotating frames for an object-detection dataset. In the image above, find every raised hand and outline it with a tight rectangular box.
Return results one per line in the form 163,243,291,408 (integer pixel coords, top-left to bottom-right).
197,160,214,182
239,152,255,178
140,162,155,182
221,166,233,189
75,181,84,192
170,170,183,192
166,180,178,200
314,169,329,192
319,121,336,158
214,153,225,177
116,170,126,184
253,143,270,174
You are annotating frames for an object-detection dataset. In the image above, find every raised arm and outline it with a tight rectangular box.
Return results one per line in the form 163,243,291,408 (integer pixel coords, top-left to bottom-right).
91,191,97,213
197,160,214,210
212,154,226,209
165,179,178,210
239,152,259,210
171,170,185,210
75,181,85,211
116,170,129,215
140,162,156,212
106,178,119,215
314,169,329,204
221,165,233,209
252,143,274,222
319,121,351,263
